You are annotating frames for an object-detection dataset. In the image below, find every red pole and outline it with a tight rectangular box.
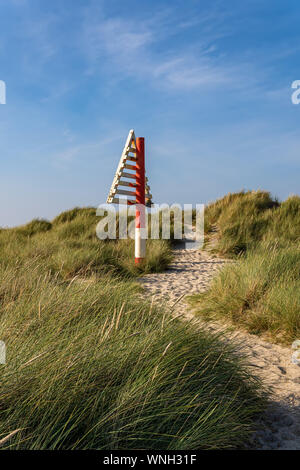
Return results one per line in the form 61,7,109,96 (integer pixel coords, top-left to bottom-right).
135,137,146,264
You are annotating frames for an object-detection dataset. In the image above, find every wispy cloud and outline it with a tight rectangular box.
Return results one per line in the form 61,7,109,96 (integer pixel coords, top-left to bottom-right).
81,9,246,91
50,129,127,169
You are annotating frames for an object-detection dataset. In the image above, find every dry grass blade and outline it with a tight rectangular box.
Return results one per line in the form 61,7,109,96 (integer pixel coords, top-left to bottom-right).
0,429,22,448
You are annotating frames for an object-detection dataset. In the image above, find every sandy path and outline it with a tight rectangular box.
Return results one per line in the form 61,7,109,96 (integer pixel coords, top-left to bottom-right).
138,247,300,450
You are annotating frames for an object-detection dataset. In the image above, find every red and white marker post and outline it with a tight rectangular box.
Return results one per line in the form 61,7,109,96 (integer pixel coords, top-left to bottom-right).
106,130,152,263
135,137,146,264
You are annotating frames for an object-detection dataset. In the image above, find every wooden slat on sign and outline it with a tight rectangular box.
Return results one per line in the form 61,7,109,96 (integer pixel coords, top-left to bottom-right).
106,130,153,206
120,171,136,180
127,156,137,162
107,129,136,203
124,164,136,171
118,180,136,188
115,189,136,197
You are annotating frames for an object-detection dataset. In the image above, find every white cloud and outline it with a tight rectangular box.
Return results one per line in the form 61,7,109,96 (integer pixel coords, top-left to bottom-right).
54,146,80,163
81,11,244,91
50,129,127,169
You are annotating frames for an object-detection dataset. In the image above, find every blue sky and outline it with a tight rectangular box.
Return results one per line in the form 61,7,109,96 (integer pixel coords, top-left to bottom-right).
0,0,299,226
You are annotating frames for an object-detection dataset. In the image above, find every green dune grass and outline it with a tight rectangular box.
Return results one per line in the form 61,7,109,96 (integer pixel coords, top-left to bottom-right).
0,207,266,449
190,191,300,344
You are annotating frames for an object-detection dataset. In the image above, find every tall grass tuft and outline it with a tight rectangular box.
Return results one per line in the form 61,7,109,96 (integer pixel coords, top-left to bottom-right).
0,207,266,449
15,219,52,237
191,191,300,344
0,260,266,449
190,242,300,344
204,190,279,256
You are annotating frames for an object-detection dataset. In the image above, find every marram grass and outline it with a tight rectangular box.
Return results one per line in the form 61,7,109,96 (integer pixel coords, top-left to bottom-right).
0,262,265,449
190,191,300,344
0,207,266,449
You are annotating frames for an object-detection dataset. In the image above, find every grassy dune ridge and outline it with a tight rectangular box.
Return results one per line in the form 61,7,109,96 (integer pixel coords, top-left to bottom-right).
0,207,266,449
190,191,300,344
1,208,172,277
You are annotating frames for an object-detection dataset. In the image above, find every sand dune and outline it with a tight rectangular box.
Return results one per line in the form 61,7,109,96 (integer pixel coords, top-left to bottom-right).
139,247,300,450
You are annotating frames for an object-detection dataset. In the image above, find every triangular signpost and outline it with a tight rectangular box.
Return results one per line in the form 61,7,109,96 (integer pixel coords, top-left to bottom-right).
106,130,152,264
